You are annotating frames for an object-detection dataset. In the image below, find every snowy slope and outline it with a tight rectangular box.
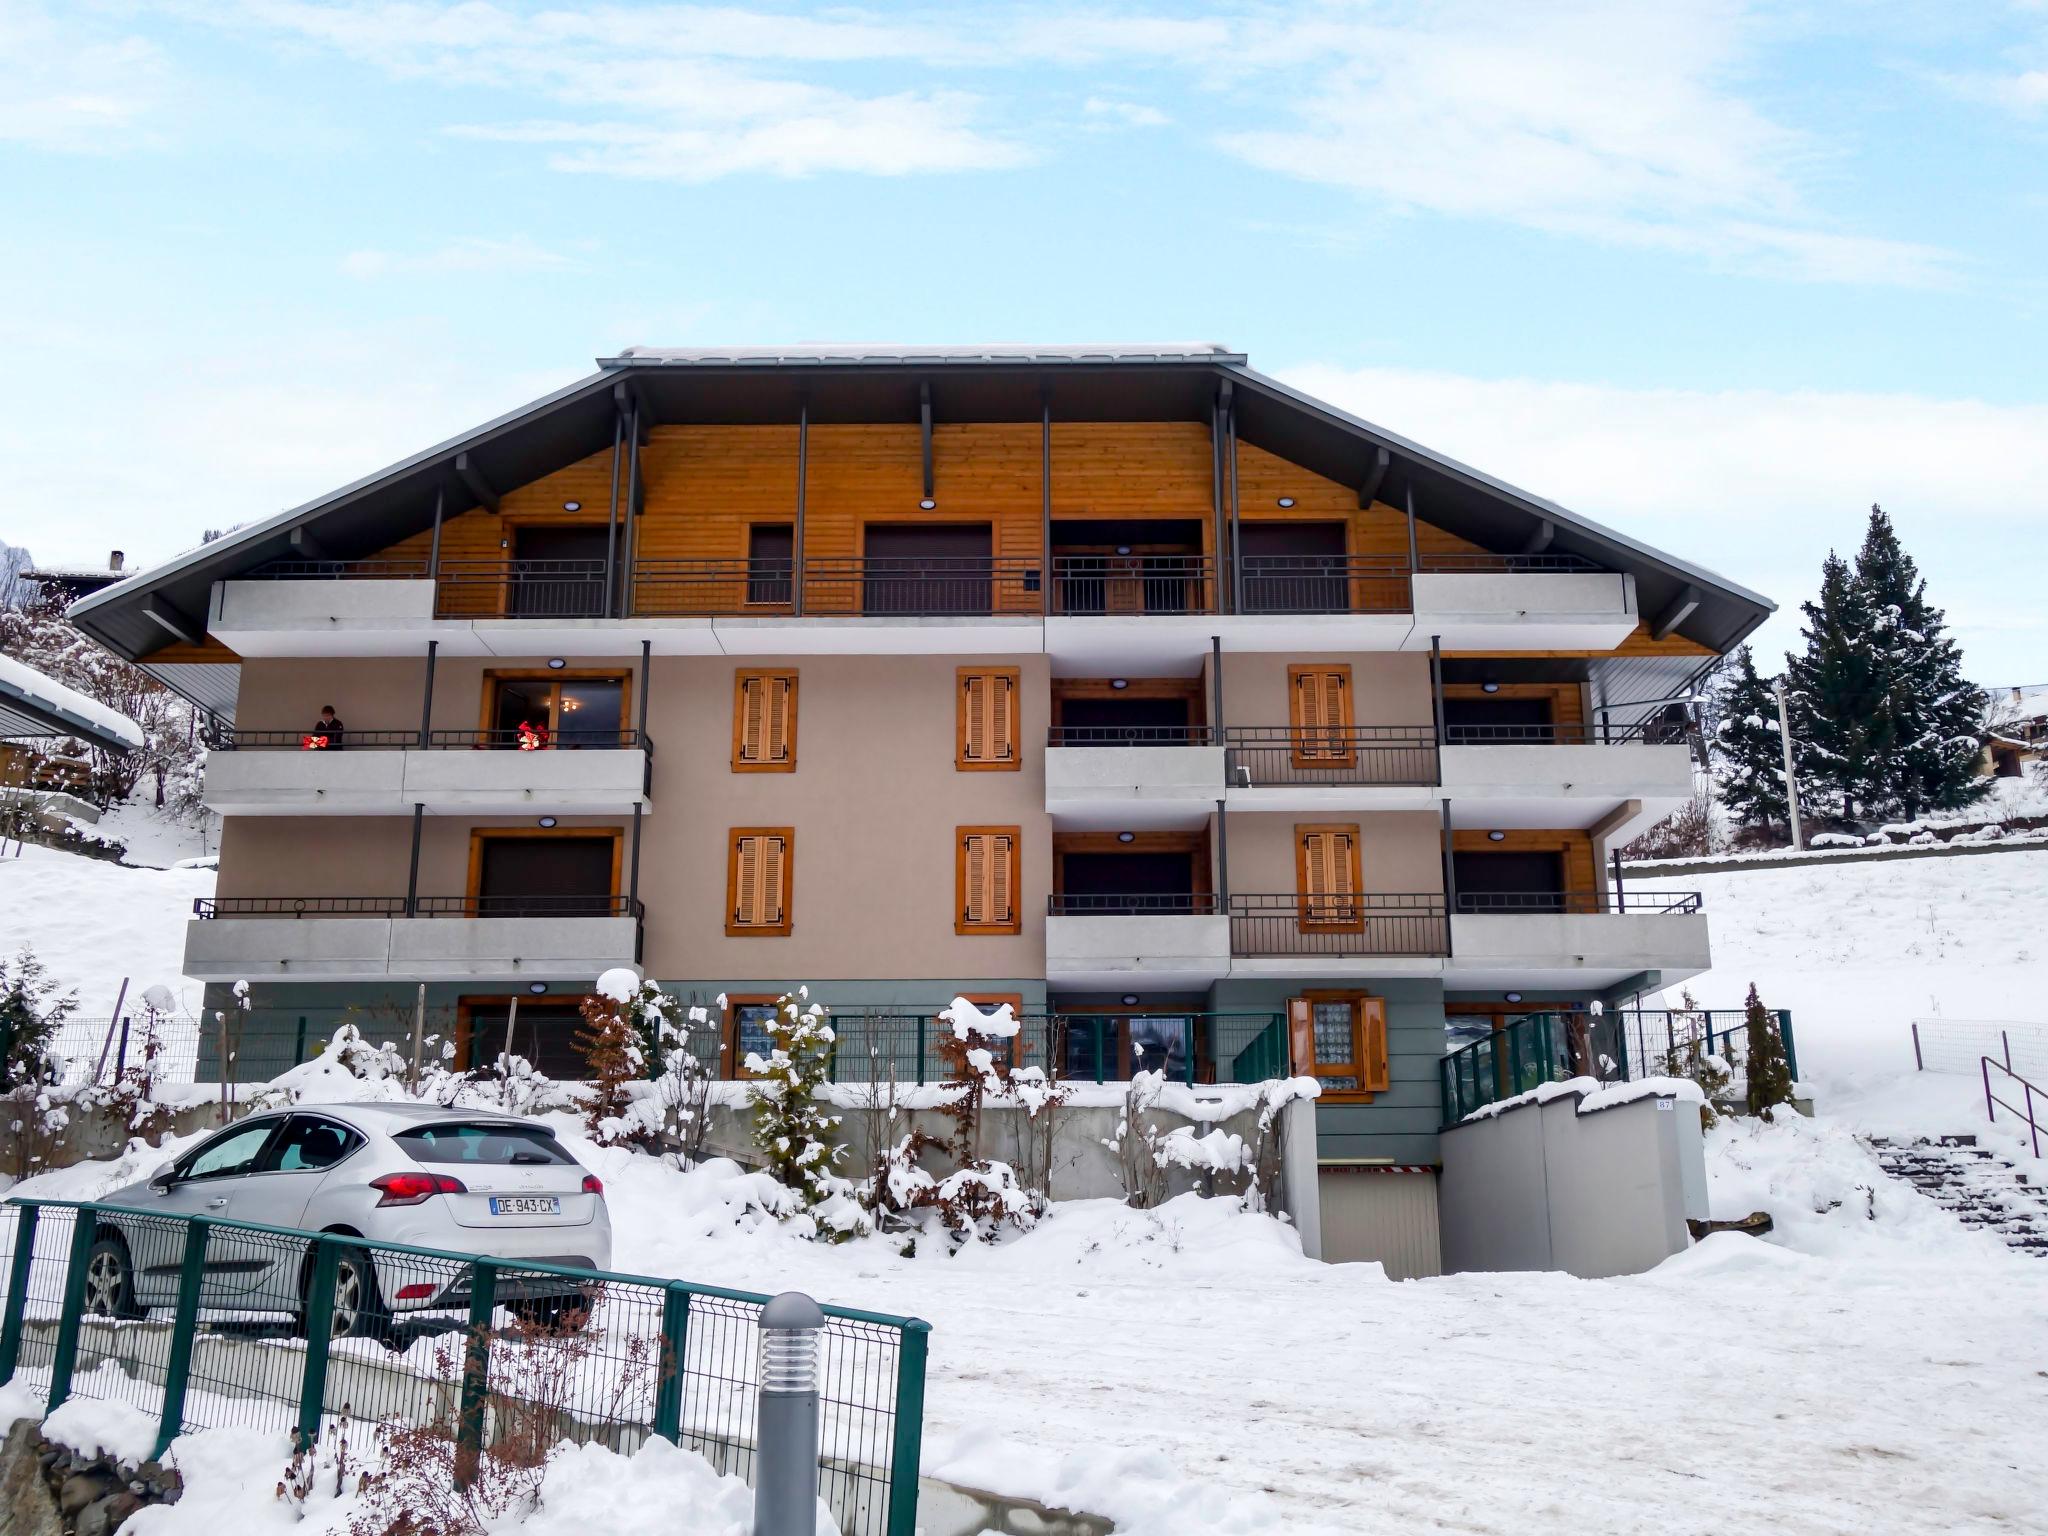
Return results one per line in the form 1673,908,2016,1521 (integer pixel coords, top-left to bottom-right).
0,842,213,1012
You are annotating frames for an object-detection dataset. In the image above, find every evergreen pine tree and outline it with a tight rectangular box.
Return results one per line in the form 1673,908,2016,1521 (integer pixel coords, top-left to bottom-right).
0,945,75,1091
1849,505,1987,821
1741,984,1796,1120
1712,646,1788,832
1783,551,1877,821
746,990,846,1212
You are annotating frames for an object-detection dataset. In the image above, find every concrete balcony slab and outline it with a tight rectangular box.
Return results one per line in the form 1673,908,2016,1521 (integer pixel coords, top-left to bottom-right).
204,748,651,816
1045,913,1231,989
1440,742,1691,836
1446,911,1711,991
1045,745,1223,829
1408,571,1638,651
183,914,641,984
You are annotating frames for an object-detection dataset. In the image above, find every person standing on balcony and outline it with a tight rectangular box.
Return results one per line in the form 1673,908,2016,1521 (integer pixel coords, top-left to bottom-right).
309,704,345,750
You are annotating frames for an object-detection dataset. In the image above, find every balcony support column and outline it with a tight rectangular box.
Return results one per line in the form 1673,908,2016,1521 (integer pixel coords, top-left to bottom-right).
1040,393,1052,616
1428,633,1445,782
1226,394,1243,615
1210,387,1231,615
417,639,438,747
629,802,643,913
406,802,423,918
1214,798,1230,904
637,639,651,749
792,402,808,617
1439,797,1457,953
622,398,643,618
602,401,623,618
427,487,445,581
1405,484,1421,573
1209,634,1224,746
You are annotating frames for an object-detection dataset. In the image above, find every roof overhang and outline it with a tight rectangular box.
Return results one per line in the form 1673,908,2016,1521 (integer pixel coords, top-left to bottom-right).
0,657,144,752
69,345,1773,665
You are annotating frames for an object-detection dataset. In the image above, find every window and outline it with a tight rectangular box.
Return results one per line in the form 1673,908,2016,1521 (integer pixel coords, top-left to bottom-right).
1288,665,1354,766
726,995,782,1073
956,827,1021,934
727,828,793,935
470,831,620,917
395,1123,576,1166
732,670,798,772
177,1120,280,1181
1295,824,1363,930
957,668,1020,769
747,524,794,606
264,1115,361,1173
1287,994,1388,1098
486,672,629,750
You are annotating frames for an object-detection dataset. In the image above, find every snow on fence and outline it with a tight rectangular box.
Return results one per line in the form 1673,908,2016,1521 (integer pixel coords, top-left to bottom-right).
0,1199,929,1536
1911,1019,2048,1081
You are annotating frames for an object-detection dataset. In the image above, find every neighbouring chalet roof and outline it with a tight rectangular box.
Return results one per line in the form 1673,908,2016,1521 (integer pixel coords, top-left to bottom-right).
68,344,1773,666
0,653,145,751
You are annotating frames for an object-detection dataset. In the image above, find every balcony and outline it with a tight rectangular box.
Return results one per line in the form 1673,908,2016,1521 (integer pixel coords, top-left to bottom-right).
201,729,653,816
1438,720,1693,836
1446,889,1709,990
1222,727,1439,813
1409,554,1636,651
183,895,643,983
1226,893,1450,977
1043,892,1231,988
1043,725,1224,828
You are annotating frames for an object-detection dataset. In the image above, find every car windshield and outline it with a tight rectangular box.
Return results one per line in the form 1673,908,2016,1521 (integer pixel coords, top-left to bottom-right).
394,1123,575,1167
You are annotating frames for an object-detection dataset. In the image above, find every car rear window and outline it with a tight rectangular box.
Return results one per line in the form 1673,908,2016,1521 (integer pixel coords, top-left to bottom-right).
394,1123,575,1166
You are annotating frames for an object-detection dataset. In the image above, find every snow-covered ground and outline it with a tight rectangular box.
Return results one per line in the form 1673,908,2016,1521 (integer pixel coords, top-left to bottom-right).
0,841,212,1013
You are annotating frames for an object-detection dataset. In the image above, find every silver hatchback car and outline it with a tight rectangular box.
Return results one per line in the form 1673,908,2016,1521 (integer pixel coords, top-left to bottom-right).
86,1103,613,1339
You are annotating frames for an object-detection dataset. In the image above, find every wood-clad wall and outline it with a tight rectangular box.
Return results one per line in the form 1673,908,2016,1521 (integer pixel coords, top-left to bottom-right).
371,420,1488,615
1451,829,1599,902
1442,681,1585,727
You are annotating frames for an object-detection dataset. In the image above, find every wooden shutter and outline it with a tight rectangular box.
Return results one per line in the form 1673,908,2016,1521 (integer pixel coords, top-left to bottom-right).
1360,996,1389,1093
1287,997,1313,1076
957,668,1020,769
733,672,796,771
726,829,792,935
956,827,1021,933
1288,666,1354,766
1297,825,1362,930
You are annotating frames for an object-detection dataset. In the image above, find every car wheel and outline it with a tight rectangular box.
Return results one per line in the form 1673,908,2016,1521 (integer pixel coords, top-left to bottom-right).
83,1233,144,1320
303,1245,390,1345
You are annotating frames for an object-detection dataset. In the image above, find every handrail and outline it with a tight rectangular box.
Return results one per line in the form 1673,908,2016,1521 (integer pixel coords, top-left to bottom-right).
1046,724,1215,746
194,895,646,919
209,728,651,752
1983,1056,2044,1159
1453,890,1703,915
1046,891,1223,915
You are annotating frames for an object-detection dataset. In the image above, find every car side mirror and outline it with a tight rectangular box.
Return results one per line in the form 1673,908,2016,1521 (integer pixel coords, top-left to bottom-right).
148,1167,177,1193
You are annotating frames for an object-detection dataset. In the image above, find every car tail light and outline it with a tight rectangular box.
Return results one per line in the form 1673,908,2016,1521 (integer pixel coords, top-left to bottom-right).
371,1171,467,1207
581,1174,604,1195
394,1282,437,1301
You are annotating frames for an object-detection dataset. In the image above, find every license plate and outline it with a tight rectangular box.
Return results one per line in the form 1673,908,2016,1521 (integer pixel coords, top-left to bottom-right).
489,1196,560,1216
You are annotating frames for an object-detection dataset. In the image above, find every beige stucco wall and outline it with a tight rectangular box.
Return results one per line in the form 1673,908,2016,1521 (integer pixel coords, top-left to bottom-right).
223,653,1052,981
1225,810,1446,898
1218,652,1433,730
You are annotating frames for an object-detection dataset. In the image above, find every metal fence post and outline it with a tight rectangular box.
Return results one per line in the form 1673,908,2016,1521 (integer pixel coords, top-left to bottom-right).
1911,1021,1923,1071
652,1283,690,1442
454,1261,498,1490
0,1204,39,1385
1182,1018,1196,1086
155,1219,211,1459
1779,1010,1800,1084
754,1292,824,1536
884,1319,930,1536
297,1236,340,1451
45,1208,99,1410
914,1016,927,1087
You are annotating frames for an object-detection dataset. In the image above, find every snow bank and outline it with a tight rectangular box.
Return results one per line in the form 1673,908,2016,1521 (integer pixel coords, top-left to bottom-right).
0,841,213,1012
41,1392,159,1465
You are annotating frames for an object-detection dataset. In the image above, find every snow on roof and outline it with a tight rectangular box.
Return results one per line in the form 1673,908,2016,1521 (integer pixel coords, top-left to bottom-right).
0,652,145,749
604,342,1240,366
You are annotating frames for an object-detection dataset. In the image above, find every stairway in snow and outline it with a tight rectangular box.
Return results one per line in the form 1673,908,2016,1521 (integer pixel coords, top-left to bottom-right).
1868,1135,2048,1257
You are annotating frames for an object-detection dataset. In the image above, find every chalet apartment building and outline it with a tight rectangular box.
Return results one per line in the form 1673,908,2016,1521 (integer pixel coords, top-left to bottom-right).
70,344,1770,1254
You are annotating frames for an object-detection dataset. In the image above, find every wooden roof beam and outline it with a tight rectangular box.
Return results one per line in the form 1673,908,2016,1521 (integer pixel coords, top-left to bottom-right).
1523,518,1555,555
1650,584,1703,640
454,451,499,513
143,594,202,646
1357,445,1391,509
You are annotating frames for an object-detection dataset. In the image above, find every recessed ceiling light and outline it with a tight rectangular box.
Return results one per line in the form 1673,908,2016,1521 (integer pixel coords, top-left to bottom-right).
538,816,557,828
563,500,582,512
918,498,936,510
1482,681,1501,694
1277,497,1295,508
1487,830,1506,841
1117,831,1135,843
528,982,549,995
1110,678,1128,690
1505,991,1523,1003
547,658,566,670
1121,994,1140,1006
1115,546,1132,556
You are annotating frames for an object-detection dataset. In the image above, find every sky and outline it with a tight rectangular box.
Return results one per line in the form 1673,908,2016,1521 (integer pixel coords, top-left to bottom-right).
1,0,2043,682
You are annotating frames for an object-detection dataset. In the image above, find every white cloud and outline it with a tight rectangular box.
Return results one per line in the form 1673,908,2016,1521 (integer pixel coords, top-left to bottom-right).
340,236,583,279
0,1,170,151
1082,97,1170,128
1280,362,2047,680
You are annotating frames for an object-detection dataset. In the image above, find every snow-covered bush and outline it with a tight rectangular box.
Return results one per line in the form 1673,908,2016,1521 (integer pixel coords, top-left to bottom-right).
656,1002,722,1167
0,942,75,1090
576,975,651,1148
1743,982,1796,1120
745,990,847,1215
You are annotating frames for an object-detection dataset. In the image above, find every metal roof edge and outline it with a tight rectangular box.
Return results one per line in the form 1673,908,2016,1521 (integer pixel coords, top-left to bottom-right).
67,368,618,628
1223,363,1777,618
596,346,1248,369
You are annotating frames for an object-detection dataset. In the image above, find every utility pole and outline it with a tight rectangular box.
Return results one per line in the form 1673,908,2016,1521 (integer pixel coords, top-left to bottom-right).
1772,677,1805,852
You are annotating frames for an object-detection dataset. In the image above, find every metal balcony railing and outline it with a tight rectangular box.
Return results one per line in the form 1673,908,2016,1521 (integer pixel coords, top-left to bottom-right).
1224,726,1438,786
245,558,431,579
206,728,650,752
1452,890,1703,915
193,895,645,920
1049,554,1216,615
1046,891,1224,916
800,556,1042,617
1414,552,1601,573
1237,556,1411,614
631,559,784,615
432,558,612,618
1443,718,1681,746
1046,724,1214,747
1227,892,1450,957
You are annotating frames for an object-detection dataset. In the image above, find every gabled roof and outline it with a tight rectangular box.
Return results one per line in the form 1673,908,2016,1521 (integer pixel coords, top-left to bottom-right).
0,654,145,751
69,344,1774,662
